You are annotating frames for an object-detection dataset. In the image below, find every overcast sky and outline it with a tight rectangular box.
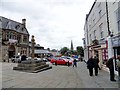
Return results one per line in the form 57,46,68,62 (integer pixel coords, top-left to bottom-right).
1,0,95,50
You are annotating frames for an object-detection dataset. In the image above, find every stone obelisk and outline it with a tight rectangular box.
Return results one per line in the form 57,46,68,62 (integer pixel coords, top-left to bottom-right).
31,35,35,60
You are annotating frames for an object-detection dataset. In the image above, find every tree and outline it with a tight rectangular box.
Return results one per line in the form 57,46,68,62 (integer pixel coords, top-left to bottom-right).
76,46,84,57
60,47,69,55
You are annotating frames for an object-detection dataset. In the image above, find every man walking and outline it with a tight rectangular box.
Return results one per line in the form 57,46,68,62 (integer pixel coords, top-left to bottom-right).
87,56,94,76
106,57,116,81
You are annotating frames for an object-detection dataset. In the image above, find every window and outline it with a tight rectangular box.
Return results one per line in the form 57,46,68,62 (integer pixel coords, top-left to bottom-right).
116,6,120,32
98,2,101,7
99,10,102,18
90,34,92,44
100,31,104,38
2,31,5,40
118,7,120,31
21,28,24,32
89,24,91,29
118,21,120,31
93,30,96,39
23,35,27,43
93,19,95,24
15,25,20,30
99,23,104,38
17,35,21,43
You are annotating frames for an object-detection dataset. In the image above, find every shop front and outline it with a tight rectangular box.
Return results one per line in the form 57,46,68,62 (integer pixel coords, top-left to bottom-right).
112,34,120,73
88,43,108,68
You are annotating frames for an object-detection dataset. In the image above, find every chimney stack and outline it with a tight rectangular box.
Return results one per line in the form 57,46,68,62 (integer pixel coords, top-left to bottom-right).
22,19,26,27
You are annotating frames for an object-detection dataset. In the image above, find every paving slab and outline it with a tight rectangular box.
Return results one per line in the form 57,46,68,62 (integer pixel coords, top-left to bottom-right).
1,62,119,89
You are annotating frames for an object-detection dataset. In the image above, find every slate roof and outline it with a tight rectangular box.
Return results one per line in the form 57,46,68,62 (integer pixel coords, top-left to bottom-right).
0,16,29,35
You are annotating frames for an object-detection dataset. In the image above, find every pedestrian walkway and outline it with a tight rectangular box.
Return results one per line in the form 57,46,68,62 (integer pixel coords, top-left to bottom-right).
1,62,119,88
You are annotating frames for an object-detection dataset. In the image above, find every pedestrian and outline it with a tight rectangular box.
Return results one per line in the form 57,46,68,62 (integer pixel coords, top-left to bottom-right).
21,54,27,62
55,60,57,66
87,56,94,76
67,61,70,67
117,55,120,81
94,56,99,76
73,59,77,67
106,57,116,81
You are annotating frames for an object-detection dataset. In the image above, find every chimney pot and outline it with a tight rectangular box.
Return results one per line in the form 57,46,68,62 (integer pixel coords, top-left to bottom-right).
22,19,26,27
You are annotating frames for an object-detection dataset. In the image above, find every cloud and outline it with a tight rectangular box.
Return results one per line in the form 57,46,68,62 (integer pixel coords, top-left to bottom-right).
1,0,95,50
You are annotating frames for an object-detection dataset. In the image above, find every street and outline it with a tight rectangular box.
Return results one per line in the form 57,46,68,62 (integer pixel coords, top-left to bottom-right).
1,61,118,88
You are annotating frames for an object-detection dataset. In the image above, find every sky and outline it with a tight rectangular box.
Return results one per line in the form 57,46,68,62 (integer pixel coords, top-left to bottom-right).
0,0,95,50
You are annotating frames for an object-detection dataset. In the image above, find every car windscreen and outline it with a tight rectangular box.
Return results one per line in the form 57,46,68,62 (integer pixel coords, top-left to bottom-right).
16,56,19,58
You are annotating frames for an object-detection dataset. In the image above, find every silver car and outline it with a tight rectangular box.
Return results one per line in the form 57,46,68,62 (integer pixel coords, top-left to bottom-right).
11,55,21,63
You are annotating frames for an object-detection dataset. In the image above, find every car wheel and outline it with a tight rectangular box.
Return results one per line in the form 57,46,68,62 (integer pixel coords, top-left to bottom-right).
12,60,15,63
18,61,21,63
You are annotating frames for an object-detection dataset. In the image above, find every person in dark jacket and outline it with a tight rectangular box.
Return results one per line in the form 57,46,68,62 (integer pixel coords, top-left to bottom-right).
94,56,99,76
73,59,77,67
87,56,95,76
117,55,120,82
106,57,116,81
21,55,27,62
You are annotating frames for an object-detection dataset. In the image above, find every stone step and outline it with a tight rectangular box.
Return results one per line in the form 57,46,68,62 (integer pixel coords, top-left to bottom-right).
13,65,52,73
32,66,52,73
32,64,49,71
18,62,46,67
13,64,49,71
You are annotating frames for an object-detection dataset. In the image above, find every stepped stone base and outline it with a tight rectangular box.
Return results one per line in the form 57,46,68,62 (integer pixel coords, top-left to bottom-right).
13,60,52,73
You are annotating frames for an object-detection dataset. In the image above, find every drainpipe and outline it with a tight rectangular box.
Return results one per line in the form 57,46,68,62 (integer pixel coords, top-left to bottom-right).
106,0,111,36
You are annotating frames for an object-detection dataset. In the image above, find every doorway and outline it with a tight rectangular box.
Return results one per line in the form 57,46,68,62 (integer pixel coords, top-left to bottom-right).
8,45,15,58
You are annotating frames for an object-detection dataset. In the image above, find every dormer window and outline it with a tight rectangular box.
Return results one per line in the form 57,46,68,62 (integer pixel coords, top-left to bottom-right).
15,25,20,30
21,28,24,31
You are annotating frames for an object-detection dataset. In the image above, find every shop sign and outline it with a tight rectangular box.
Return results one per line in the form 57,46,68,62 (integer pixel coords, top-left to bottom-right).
112,39,120,47
9,39,17,43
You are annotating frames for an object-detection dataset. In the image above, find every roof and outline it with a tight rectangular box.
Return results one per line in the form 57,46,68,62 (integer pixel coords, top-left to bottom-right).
35,50,51,54
0,16,29,35
86,0,96,20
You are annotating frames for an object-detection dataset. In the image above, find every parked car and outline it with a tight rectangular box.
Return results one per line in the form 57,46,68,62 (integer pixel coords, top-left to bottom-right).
26,57,31,60
42,58,48,62
46,56,54,61
50,57,72,65
50,57,58,64
11,55,21,63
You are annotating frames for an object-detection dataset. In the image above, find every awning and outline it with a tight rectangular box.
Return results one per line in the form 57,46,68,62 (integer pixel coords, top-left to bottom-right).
35,50,51,54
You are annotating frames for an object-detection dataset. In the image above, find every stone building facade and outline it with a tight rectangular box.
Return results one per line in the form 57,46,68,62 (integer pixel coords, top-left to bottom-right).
83,0,120,71
0,16,29,62
107,1,120,73
84,1,108,67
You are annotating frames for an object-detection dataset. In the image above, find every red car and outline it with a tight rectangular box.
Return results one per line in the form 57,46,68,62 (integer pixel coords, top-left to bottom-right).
50,57,72,65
